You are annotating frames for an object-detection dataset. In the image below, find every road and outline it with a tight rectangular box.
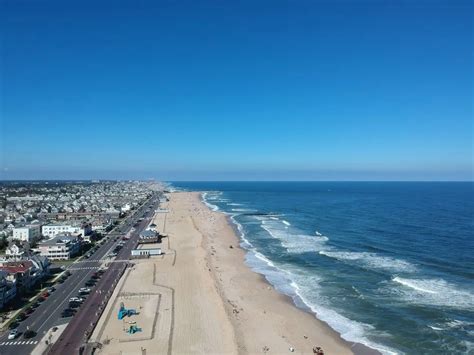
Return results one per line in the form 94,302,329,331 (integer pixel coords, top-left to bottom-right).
0,193,160,355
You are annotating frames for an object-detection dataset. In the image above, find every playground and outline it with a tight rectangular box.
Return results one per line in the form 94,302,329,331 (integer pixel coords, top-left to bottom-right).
97,286,160,344
90,193,238,355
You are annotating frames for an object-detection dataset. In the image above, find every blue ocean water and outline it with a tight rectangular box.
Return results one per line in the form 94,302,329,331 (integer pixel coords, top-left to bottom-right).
170,182,474,354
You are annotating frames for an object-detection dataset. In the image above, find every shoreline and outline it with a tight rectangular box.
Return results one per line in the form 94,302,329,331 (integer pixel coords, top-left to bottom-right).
191,191,357,354
199,191,382,355
90,190,381,354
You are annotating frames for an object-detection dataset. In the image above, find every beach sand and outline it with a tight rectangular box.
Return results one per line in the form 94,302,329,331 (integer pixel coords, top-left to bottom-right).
91,191,356,354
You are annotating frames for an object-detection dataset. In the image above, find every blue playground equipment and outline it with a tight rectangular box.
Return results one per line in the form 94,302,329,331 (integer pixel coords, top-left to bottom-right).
127,324,142,334
118,302,138,320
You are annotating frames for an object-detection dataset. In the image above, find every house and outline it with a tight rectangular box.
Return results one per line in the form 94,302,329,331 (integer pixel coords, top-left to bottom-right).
121,203,131,213
0,261,34,294
29,254,50,282
0,271,17,310
38,234,82,260
5,244,25,260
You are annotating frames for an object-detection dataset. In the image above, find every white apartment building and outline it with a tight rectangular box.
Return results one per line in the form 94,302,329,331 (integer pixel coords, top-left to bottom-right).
12,225,41,243
42,224,91,239
38,235,81,260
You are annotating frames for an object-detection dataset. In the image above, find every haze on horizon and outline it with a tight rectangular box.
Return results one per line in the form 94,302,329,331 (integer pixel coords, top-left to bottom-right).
1,0,472,181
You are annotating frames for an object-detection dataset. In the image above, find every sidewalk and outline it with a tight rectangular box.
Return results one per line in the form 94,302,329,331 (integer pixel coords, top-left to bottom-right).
31,323,67,355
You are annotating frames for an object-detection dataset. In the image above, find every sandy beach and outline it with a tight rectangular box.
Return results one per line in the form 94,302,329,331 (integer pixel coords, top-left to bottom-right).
91,191,356,354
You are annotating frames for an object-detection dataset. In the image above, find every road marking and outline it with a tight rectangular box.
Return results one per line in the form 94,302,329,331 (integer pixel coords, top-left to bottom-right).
36,268,97,333
0,340,39,346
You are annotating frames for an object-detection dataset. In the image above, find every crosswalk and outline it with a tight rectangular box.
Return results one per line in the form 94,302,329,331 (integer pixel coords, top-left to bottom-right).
0,340,38,346
72,259,131,264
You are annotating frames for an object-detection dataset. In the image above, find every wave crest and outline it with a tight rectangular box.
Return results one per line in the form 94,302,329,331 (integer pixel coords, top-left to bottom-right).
319,251,417,273
391,277,474,310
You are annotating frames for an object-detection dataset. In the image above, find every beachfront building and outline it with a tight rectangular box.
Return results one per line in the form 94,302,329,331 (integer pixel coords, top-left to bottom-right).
38,234,82,260
41,223,91,239
138,229,160,244
131,248,162,258
12,225,41,243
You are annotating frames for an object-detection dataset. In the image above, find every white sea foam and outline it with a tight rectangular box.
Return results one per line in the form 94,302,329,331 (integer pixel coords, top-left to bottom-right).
225,212,398,355
258,217,329,253
229,214,253,248
391,277,474,310
282,220,291,226
201,192,220,211
289,276,399,355
445,319,474,329
231,208,257,212
227,202,243,206
319,251,417,273
244,250,398,355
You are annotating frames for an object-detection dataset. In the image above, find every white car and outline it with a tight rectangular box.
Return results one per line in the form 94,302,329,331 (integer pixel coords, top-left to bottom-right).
8,329,18,340
79,287,91,294
69,297,84,303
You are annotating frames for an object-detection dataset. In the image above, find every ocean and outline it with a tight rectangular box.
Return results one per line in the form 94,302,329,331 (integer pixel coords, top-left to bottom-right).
169,182,474,354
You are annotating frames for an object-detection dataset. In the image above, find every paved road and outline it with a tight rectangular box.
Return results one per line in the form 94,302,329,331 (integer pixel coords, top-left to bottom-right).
0,193,160,355
48,195,159,354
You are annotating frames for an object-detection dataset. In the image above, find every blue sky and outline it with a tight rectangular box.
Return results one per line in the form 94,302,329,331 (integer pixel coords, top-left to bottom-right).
1,0,472,181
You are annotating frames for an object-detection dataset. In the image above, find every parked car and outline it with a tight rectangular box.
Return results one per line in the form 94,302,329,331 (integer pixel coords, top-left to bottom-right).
8,329,18,340
37,296,45,302
79,287,91,294
8,322,19,330
61,309,76,318
16,313,27,321
25,307,34,315
85,280,95,287
69,301,81,308
69,297,84,303
48,287,56,293
23,329,36,339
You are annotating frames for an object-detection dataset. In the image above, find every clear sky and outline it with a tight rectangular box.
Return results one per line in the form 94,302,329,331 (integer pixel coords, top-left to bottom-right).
1,0,472,181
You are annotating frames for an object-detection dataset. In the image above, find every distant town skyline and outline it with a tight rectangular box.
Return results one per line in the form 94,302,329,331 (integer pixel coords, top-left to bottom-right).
1,0,472,181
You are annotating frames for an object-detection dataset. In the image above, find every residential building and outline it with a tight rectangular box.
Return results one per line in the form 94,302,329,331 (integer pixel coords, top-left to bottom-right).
42,223,91,239
29,254,50,282
5,244,25,260
13,224,41,243
38,234,82,260
0,261,34,294
0,271,17,310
